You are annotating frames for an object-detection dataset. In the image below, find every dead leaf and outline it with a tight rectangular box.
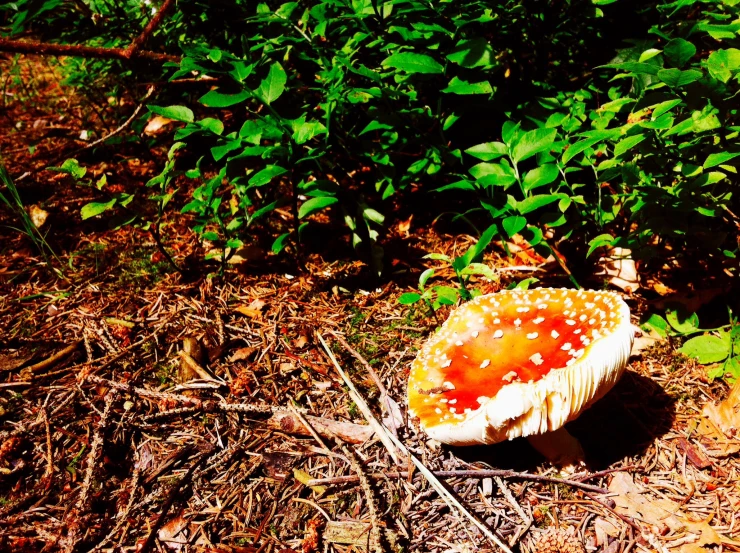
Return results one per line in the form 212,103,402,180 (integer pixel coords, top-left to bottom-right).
630,325,664,358
380,393,404,437
702,379,740,437
594,518,620,547
609,472,737,552
235,298,265,318
158,514,189,551
144,115,176,136
301,517,324,553
595,247,640,293
28,205,48,228
675,437,712,469
694,416,740,457
397,215,412,237
229,346,257,362
293,469,327,495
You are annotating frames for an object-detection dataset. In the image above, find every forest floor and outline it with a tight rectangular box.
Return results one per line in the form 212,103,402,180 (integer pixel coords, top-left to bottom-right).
2,56,740,553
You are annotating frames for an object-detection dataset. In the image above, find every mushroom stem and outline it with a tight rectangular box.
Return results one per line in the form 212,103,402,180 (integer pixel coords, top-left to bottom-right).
526,427,585,468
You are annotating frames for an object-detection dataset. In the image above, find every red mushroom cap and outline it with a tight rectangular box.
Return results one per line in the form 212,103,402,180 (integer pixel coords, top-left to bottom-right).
407,288,633,445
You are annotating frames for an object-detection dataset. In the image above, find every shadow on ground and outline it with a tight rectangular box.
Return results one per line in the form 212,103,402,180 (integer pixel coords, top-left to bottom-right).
449,370,675,471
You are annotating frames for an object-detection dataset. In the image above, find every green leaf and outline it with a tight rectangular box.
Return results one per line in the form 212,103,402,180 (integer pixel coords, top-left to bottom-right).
587,233,615,257
563,136,607,164
382,52,444,74
664,38,696,68
256,63,287,105
692,171,726,186
461,263,498,280
517,194,563,215
290,116,327,144
511,128,557,163
50,158,87,180
81,199,116,219
441,76,493,95
446,38,494,68
299,196,338,219
433,286,459,305
502,215,527,237
398,292,422,305
642,313,669,338
600,62,660,75
271,232,291,254
419,268,435,290
651,99,683,119
425,253,451,262
638,48,662,63
470,224,498,262
704,151,740,169
200,89,251,108
359,121,393,135
679,335,730,364
522,164,559,192
147,105,194,123
613,134,646,157
211,139,242,162
666,309,699,334
249,165,288,187
465,142,507,161
706,48,740,83
657,68,703,88
198,118,224,135
470,162,516,187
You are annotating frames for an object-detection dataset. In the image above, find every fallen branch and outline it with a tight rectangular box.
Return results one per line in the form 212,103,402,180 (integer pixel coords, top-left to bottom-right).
0,38,179,63
268,411,374,445
305,469,609,494
125,0,177,58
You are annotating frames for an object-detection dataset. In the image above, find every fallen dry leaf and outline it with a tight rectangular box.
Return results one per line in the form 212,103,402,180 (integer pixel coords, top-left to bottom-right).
594,518,620,547
229,346,257,362
144,115,176,136
397,215,412,237
693,416,740,458
595,246,640,293
28,205,49,228
235,298,266,318
158,514,189,551
702,379,740,437
609,472,737,552
630,326,664,358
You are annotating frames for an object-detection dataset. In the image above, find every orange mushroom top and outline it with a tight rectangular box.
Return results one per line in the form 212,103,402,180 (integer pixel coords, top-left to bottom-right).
407,288,633,446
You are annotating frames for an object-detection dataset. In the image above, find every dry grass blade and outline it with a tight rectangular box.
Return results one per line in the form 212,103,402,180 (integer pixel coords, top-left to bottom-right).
317,332,401,464
317,332,514,553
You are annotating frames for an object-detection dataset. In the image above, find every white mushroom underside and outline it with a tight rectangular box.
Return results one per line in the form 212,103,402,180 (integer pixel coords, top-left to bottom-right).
419,299,633,446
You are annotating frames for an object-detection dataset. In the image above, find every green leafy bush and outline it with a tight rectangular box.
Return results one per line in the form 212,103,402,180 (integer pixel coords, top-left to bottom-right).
5,0,740,280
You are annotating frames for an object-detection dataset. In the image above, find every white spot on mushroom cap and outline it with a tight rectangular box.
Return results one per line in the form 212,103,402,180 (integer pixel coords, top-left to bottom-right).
502,371,518,382
527,332,538,340
480,359,490,369
472,331,479,338
551,330,559,339
516,306,530,313
565,319,576,326
493,329,503,339
514,318,522,327
533,317,545,324
561,342,572,351
529,352,544,366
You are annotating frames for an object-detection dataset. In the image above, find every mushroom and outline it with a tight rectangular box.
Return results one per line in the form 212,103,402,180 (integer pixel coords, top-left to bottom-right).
407,287,633,465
